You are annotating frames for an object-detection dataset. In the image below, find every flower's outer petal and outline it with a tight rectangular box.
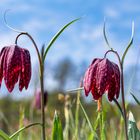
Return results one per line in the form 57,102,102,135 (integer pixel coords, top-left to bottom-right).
107,79,116,101
112,62,120,99
19,48,31,91
3,46,21,92
91,86,101,100
96,59,110,96
114,64,120,99
0,47,7,87
107,60,120,101
94,58,120,101
83,58,101,96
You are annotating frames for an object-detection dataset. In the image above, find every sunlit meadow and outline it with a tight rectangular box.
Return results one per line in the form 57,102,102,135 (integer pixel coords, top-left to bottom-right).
0,1,140,140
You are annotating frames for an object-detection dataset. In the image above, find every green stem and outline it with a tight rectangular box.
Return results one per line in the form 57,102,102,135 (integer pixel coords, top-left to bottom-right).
75,85,81,140
15,33,46,140
120,64,128,140
104,50,128,140
79,101,98,139
9,123,42,139
40,61,46,140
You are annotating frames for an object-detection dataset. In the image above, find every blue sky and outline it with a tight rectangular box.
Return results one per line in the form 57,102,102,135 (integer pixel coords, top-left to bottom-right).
0,0,140,101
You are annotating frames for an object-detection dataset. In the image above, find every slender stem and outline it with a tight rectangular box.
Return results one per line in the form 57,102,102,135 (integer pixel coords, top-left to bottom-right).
10,123,42,139
104,50,128,140
120,64,128,140
15,32,42,66
97,97,102,112
40,61,46,140
104,50,121,65
15,33,46,140
75,80,83,140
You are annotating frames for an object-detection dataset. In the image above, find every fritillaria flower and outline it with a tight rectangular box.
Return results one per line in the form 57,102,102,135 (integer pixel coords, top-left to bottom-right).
34,89,48,109
0,45,31,92
83,58,120,101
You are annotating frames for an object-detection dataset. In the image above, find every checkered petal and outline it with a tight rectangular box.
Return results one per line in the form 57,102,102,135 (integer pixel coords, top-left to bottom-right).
83,58,120,102
83,58,101,96
19,48,31,91
0,45,31,92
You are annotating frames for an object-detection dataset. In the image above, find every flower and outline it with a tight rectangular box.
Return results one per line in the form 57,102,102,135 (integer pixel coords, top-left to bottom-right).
34,89,48,109
0,45,31,92
83,58,120,101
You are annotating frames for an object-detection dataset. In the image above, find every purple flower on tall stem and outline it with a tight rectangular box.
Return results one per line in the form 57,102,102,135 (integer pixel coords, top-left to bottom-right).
83,58,120,101
0,45,31,92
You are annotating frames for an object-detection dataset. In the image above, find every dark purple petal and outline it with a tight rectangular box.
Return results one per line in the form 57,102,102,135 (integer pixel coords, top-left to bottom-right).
95,59,110,95
0,45,31,92
3,46,21,92
19,48,31,91
83,58,101,96
107,79,116,101
91,86,101,100
0,47,7,87
83,57,120,102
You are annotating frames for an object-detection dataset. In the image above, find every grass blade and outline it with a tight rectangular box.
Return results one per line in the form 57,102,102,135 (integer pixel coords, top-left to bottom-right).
74,91,80,140
113,98,124,118
103,19,113,50
52,111,63,140
130,92,140,106
122,22,134,65
18,106,24,140
0,130,10,140
43,18,80,61
9,123,42,139
79,101,98,139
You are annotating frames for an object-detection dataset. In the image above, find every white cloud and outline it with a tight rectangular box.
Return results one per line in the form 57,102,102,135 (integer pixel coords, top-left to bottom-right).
80,24,103,41
104,7,120,19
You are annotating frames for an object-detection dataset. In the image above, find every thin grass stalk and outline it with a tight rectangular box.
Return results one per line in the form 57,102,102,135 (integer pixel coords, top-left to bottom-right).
40,50,46,140
75,92,80,140
74,81,82,140
120,64,128,140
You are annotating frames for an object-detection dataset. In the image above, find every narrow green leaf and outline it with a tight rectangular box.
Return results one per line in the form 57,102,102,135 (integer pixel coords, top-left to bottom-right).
74,85,81,139
122,22,134,65
130,92,140,106
66,87,84,93
87,133,94,140
103,19,113,50
79,101,98,139
43,18,80,61
0,130,10,140
114,131,117,140
52,111,63,140
128,112,140,140
10,123,42,139
18,106,25,140
94,112,100,131
101,111,106,140
113,98,124,118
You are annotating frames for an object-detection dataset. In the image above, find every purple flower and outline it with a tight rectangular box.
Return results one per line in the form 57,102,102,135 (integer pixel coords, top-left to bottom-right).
34,89,48,109
83,58,120,101
0,45,31,92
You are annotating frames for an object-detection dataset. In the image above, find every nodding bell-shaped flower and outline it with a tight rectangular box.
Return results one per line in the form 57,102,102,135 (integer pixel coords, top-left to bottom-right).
34,89,48,109
0,45,31,92
83,58,120,101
